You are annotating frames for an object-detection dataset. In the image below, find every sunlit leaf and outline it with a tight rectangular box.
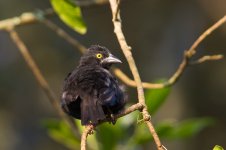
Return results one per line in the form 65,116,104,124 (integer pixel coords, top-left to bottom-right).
145,79,171,114
213,145,224,150
50,0,87,34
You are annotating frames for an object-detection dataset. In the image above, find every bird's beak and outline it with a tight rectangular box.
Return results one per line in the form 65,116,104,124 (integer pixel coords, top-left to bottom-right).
102,54,122,64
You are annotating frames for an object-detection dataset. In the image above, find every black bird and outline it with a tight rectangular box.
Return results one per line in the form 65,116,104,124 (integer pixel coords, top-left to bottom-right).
61,45,126,125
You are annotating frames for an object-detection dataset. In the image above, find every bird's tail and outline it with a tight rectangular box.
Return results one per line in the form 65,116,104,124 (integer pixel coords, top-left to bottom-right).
81,98,106,125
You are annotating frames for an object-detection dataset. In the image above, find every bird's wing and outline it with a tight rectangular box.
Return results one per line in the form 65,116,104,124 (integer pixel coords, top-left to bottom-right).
61,70,81,119
61,91,81,119
97,70,125,111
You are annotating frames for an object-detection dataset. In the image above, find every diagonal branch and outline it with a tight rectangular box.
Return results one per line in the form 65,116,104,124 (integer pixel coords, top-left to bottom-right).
81,125,94,150
166,15,226,86
7,27,80,138
41,18,87,53
108,0,165,150
189,15,226,52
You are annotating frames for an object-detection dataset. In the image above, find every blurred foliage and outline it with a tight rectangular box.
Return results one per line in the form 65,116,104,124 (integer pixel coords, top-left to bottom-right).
50,0,87,34
43,116,214,150
42,119,80,150
43,1,218,150
213,145,224,150
145,80,171,114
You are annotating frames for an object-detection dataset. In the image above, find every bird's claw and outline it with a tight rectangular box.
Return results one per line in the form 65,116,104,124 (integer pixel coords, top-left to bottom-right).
86,124,95,135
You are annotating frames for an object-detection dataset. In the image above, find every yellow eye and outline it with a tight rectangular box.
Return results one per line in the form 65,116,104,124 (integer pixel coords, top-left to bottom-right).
96,53,103,59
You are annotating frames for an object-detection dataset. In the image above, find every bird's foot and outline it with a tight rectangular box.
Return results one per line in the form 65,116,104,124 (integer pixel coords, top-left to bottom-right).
86,124,95,135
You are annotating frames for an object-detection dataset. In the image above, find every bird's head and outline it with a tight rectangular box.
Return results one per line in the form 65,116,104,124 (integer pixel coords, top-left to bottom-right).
79,45,122,69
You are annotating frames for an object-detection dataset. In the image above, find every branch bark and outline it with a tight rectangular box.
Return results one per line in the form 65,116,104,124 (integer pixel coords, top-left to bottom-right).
166,15,226,85
108,0,164,149
81,125,94,150
80,103,144,150
0,9,54,30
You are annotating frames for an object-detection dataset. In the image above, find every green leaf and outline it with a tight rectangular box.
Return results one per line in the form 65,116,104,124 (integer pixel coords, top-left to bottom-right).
50,0,87,34
96,123,125,150
130,118,214,146
42,119,80,150
156,118,214,139
131,123,153,145
145,80,171,114
96,113,136,150
213,145,224,150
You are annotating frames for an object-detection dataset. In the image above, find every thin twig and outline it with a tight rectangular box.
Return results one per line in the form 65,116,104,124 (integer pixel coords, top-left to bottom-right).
146,121,167,150
81,125,94,150
41,19,87,53
7,27,80,138
80,103,144,150
113,68,165,89
190,54,223,65
0,8,54,30
114,103,144,118
166,15,226,85
108,0,164,149
189,15,226,52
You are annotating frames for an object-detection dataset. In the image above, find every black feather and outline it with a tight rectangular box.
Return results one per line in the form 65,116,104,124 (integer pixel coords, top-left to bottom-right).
61,45,126,125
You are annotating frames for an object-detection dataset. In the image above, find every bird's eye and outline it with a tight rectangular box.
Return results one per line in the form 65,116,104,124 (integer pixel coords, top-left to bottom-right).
96,53,103,59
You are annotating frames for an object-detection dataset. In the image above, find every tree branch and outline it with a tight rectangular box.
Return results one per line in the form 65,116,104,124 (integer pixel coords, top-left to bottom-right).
41,19,87,53
189,54,223,65
80,103,144,150
7,27,80,138
113,68,165,89
81,125,94,150
108,0,165,149
0,8,54,30
166,15,226,86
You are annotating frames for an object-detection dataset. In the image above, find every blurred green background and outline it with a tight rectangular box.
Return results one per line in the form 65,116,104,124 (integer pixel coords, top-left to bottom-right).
0,0,226,150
